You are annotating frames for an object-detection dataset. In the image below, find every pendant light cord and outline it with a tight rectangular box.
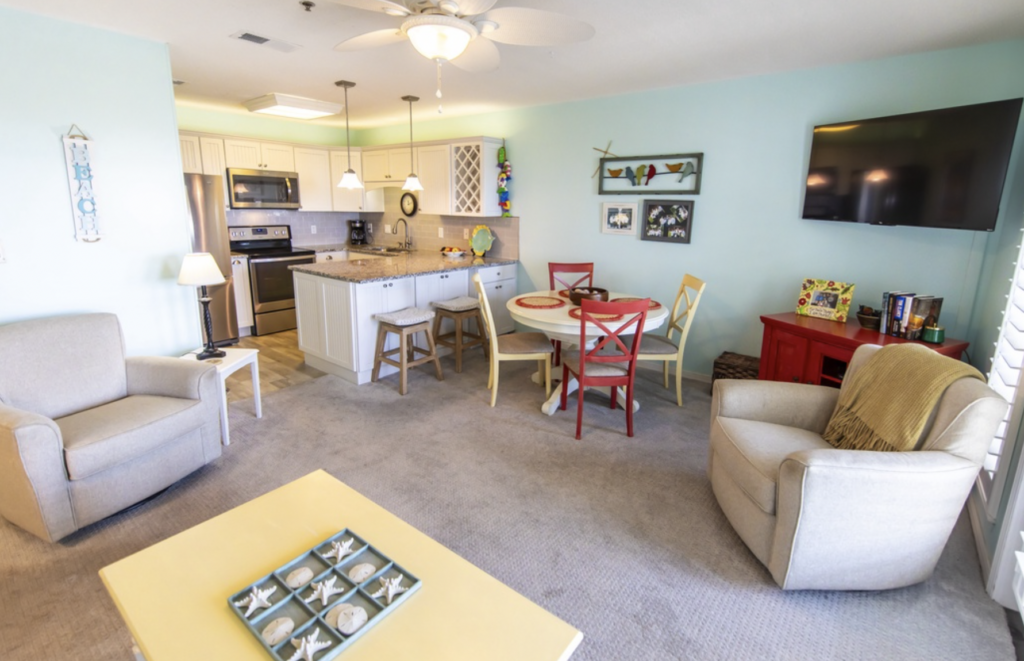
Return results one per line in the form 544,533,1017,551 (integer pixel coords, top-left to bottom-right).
344,85,353,169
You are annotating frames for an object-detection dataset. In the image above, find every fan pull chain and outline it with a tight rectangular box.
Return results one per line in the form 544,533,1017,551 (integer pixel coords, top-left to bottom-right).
435,59,443,114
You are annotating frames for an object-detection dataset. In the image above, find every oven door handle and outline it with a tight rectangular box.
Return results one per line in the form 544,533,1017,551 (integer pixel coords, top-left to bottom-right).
249,254,314,264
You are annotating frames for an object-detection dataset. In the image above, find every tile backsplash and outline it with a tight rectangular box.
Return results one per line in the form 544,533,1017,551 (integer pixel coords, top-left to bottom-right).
226,188,519,259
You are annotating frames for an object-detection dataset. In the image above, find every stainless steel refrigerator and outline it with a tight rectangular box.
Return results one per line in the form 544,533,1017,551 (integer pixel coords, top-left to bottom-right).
184,173,239,346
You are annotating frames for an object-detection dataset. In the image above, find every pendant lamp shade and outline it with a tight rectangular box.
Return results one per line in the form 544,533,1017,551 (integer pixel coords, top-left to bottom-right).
401,94,423,192
334,80,364,190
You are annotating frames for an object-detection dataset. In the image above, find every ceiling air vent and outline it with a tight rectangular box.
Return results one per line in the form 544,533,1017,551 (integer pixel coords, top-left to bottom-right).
229,31,299,53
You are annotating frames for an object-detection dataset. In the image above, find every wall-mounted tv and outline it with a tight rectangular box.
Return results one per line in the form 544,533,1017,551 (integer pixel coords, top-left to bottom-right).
802,98,1022,231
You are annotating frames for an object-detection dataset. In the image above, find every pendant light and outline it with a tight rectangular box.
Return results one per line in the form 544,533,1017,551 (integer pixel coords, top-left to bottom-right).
401,95,423,192
334,80,363,190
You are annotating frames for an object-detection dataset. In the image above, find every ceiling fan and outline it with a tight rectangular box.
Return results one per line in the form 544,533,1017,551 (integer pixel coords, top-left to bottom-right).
330,0,595,73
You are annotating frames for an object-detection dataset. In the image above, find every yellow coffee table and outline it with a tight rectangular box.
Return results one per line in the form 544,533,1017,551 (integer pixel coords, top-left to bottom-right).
100,470,582,661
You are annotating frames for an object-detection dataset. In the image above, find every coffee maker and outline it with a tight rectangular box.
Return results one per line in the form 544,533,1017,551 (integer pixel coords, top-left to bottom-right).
349,219,368,245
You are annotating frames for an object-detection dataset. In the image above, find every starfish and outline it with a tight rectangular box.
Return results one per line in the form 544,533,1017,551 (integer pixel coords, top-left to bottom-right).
370,574,409,605
591,140,619,178
288,627,331,661
303,576,345,607
234,585,277,618
322,538,354,562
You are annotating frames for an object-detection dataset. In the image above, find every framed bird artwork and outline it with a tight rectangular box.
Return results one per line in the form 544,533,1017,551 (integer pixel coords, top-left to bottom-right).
598,152,703,195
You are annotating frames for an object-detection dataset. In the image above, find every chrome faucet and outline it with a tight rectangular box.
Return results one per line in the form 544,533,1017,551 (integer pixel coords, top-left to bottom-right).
394,218,412,250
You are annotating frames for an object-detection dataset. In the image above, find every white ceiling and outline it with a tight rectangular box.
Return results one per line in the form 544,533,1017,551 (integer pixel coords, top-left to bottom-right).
5,0,1024,128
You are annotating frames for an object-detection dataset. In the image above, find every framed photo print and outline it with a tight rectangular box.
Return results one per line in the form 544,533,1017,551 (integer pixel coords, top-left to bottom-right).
601,202,638,235
641,200,693,244
796,278,855,323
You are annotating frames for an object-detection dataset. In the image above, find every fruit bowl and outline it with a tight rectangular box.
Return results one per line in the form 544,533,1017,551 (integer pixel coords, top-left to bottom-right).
439,247,465,258
568,287,610,306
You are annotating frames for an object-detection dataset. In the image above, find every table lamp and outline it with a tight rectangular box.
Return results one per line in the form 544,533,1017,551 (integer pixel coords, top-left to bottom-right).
178,252,226,360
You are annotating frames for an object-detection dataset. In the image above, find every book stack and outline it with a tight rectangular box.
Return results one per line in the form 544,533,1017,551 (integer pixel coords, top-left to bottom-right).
880,292,943,340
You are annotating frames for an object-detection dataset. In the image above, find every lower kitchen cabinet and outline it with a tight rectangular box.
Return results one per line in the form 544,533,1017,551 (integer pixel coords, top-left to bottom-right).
315,251,348,263
294,273,356,371
415,270,469,337
354,278,416,380
475,265,516,334
231,256,254,332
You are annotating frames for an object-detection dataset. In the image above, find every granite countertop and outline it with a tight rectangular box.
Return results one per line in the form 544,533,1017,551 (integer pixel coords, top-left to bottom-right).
290,250,517,283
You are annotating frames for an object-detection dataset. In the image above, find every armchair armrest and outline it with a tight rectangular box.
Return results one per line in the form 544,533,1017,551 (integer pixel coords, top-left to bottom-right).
126,356,217,400
0,403,76,542
712,379,839,434
769,448,979,590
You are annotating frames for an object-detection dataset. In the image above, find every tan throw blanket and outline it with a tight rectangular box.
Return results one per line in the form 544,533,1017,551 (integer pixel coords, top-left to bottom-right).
822,344,983,452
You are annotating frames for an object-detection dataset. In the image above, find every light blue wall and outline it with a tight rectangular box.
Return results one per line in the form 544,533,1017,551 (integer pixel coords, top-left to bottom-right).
0,7,201,355
358,39,1024,378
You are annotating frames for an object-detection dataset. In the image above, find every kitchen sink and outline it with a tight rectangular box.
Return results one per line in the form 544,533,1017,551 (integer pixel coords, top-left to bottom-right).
355,246,411,254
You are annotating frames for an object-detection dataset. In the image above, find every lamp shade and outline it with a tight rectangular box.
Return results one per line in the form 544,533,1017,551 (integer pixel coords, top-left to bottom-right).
402,174,424,191
178,253,226,287
337,169,364,189
403,15,477,61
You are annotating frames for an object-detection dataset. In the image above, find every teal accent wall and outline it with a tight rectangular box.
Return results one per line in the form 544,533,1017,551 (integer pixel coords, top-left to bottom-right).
0,7,202,355
176,103,348,146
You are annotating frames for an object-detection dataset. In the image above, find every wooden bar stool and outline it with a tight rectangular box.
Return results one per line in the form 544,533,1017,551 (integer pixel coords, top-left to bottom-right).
371,307,444,395
432,296,489,373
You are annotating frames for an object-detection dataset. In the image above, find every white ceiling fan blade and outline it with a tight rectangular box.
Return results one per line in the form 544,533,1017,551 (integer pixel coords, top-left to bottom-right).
480,8,595,46
329,0,412,16
448,0,498,16
334,28,407,52
449,37,500,72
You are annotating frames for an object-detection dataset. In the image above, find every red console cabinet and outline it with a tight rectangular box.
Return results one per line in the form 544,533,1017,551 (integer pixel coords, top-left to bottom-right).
758,312,969,387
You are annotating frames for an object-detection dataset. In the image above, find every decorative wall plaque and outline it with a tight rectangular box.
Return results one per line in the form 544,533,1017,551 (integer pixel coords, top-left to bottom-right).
63,125,102,242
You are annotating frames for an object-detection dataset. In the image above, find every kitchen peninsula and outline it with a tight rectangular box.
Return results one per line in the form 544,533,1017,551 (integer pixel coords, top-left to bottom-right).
291,251,517,384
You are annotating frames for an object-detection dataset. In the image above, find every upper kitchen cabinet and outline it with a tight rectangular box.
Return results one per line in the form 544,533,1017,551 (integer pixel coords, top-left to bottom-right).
363,148,413,183
293,147,333,212
416,144,452,215
329,149,378,213
224,138,296,172
451,138,502,217
179,134,227,176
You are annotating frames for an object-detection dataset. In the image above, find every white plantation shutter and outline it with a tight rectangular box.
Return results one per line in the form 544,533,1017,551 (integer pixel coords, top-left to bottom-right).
981,237,1024,520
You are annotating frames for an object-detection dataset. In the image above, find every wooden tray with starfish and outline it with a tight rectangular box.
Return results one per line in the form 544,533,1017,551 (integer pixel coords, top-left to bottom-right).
228,528,422,660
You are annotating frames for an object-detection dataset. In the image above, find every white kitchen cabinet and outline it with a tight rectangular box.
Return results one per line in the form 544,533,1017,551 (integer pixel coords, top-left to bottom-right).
416,270,469,337
451,138,503,217
224,139,295,171
329,149,367,212
180,135,203,174
231,256,254,332
199,137,226,176
294,147,333,212
354,278,416,379
315,251,348,263
294,272,356,370
363,148,413,183
416,144,452,215
476,265,516,334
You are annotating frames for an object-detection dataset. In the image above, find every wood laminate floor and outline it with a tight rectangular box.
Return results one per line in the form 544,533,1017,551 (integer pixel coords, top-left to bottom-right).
223,330,325,405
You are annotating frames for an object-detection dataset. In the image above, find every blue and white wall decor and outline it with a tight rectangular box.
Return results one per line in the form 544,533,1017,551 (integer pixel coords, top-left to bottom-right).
62,125,101,242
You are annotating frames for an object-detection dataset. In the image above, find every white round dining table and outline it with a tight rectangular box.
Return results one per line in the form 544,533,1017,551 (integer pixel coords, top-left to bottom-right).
507,290,669,416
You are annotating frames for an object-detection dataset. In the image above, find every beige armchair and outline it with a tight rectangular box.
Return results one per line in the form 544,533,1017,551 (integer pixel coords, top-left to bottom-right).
0,313,223,542
708,344,1007,590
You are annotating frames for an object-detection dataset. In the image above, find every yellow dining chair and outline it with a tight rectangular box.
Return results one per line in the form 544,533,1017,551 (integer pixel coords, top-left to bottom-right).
635,274,706,406
473,273,553,407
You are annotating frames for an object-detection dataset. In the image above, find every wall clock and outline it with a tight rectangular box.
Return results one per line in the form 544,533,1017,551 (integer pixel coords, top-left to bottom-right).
400,192,418,216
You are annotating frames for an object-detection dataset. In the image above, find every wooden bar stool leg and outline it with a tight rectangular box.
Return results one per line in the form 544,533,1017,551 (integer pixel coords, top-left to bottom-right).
371,324,387,382
398,327,410,395
454,316,464,373
424,326,444,381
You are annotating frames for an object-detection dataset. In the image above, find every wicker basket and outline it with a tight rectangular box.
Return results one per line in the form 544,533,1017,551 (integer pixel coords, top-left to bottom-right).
711,352,760,391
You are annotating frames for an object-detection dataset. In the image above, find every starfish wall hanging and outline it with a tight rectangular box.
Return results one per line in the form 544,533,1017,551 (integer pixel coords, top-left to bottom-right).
592,141,619,178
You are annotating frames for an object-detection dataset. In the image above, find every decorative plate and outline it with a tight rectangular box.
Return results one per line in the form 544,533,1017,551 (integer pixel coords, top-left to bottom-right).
515,296,566,309
610,297,663,310
471,225,494,256
568,307,624,322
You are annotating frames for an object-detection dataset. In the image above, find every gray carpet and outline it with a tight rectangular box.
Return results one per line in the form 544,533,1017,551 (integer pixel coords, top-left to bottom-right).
0,354,1014,660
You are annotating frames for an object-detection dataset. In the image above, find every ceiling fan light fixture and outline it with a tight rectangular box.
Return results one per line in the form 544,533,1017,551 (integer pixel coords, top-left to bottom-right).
243,93,341,120
474,19,497,34
437,0,460,14
402,15,477,61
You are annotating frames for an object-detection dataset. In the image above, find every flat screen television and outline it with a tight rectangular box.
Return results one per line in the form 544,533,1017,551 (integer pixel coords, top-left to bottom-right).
802,98,1022,231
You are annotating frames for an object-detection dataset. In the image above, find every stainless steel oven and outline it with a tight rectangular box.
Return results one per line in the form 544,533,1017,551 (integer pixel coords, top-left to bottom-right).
229,225,314,335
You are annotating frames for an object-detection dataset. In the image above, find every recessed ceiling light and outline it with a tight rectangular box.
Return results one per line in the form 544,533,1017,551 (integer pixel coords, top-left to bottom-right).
243,93,342,120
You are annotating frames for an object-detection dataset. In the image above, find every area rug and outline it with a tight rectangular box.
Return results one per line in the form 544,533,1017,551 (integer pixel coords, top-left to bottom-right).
0,356,1013,660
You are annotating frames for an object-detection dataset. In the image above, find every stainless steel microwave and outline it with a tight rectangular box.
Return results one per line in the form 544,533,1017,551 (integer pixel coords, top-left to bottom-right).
226,168,301,209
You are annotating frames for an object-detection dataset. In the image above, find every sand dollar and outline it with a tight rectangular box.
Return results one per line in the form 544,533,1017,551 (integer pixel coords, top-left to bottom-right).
347,563,375,583
261,617,294,645
286,566,314,588
326,603,368,635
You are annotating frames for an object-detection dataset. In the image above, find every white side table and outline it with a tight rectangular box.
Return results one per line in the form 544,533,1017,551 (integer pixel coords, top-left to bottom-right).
180,348,262,445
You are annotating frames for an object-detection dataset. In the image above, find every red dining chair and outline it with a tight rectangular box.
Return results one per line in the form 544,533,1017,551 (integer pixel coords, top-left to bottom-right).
548,262,595,366
560,298,649,440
